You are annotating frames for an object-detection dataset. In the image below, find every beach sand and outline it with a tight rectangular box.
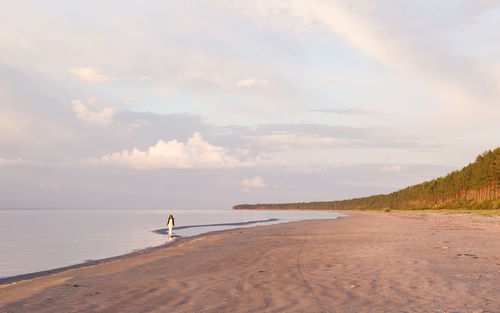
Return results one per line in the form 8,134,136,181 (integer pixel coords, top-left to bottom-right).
1,212,500,312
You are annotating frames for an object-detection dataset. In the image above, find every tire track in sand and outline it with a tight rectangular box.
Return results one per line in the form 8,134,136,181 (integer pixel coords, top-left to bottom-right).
295,237,329,313
234,249,274,313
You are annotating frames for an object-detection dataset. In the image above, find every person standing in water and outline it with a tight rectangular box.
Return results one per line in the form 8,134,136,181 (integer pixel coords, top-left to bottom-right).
167,215,175,237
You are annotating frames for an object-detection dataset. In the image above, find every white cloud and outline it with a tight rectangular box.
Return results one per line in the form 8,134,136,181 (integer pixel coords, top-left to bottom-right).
127,75,150,81
309,108,375,115
68,68,149,84
120,96,137,103
241,176,266,188
0,157,23,165
68,68,117,84
317,77,342,86
72,99,116,125
381,165,405,172
0,157,41,166
97,132,255,170
227,0,500,126
237,78,270,87
247,131,354,150
0,109,27,137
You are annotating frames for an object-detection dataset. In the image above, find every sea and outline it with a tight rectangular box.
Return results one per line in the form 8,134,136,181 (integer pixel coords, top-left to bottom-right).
0,209,344,279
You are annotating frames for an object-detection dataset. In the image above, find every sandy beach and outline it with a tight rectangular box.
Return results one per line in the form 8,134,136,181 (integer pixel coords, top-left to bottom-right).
1,212,500,312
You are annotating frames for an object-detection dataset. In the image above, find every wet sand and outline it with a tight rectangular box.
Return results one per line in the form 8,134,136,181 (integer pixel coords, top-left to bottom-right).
1,211,500,312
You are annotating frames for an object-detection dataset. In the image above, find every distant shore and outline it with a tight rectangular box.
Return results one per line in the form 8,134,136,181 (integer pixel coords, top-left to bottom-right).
2,211,500,312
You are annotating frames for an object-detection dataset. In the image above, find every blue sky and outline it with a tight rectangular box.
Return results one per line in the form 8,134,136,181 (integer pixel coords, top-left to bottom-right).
0,0,499,209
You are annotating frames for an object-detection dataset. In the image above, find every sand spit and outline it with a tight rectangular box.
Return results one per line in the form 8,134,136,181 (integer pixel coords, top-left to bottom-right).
1,212,500,312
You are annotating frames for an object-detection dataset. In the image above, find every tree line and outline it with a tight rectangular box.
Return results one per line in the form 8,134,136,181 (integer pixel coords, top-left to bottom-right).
234,147,500,211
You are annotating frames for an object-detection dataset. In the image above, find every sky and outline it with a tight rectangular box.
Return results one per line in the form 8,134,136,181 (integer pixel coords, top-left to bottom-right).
0,0,499,209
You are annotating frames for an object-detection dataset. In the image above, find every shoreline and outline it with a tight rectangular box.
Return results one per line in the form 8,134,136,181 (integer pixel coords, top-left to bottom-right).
0,238,178,286
0,213,344,286
0,225,248,286
2,211,500,312
1,211,345,284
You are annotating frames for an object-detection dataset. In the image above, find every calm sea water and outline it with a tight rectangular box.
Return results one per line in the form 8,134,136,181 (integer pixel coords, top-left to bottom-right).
0,209,344,279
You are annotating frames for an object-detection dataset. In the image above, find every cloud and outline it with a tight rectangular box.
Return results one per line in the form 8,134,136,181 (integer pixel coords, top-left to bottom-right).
381,165,405,172
225,0,500,127
242,176,266,188
72,99,116,125
218,123,435,153
0,157,41,166
309,108,375,115
68,68,117,83
97,132,256,170
120,96,137,103
237,78,270,87
0,108,27,137
0,157,24,165
68,68,149,84
247,131,340,149
317,77,342,85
